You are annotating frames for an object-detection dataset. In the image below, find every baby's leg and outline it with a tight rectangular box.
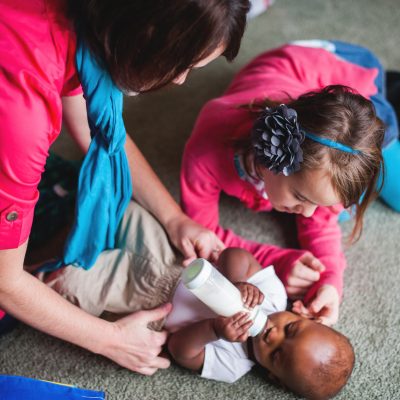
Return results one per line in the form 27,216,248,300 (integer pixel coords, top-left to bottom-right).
37,201,182,326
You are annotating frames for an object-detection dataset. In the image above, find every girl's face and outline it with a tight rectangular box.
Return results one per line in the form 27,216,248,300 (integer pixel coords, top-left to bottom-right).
172,45,226,85
259,166,341,217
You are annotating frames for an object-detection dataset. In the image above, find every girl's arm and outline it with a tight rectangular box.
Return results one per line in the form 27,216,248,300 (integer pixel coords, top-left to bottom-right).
296,205,345,301
287,206,344,325
181,146,308,269
182,153,343,324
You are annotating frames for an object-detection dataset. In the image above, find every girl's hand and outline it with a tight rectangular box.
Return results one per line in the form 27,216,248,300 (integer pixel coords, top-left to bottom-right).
292,284,340,326
235,282,265,309
213,312,253,342
165,214,225,266
102,303,173,375
285,252,325,299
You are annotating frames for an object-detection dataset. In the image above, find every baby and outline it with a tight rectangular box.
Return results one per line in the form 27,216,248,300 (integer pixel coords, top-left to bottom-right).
40,201,353,399
166,248,354,400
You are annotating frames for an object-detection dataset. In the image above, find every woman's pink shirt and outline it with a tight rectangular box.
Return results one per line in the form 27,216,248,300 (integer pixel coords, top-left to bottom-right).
0,0,81,249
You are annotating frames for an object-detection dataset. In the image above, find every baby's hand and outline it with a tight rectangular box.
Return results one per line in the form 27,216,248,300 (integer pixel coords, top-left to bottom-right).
235,282,265,309
292,284,340,326
213,312,253,342
286,253,325,300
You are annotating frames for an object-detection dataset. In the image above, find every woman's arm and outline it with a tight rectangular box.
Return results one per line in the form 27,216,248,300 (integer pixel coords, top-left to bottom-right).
125,132,225,264
0,243,171,374
62,95,91,154
63,94,224,264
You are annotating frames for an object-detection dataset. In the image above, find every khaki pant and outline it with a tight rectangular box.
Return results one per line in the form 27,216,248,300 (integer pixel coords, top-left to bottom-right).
37,202,183,326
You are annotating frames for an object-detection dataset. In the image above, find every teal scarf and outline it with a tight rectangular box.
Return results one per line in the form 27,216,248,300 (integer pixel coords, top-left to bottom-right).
43,38,132,270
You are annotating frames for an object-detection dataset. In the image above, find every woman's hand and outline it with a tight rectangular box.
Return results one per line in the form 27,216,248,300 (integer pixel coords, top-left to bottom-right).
101,303,172,375
213,312,253,342
292,284,340,326
235,282,265,309
165,214,225,266
285,252,325,299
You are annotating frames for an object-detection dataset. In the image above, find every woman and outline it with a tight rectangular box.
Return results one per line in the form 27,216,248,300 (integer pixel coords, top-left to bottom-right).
0,0,250,375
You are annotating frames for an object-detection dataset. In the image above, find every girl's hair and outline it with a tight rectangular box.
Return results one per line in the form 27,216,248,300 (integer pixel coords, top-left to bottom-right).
238,85,385,241
68,0,250,92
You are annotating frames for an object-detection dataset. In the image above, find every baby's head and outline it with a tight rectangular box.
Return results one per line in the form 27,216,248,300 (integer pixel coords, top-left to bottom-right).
252,311,354,400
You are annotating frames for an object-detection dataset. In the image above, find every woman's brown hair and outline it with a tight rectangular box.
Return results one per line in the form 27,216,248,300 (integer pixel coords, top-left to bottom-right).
69,0,250,92
238,85,385,241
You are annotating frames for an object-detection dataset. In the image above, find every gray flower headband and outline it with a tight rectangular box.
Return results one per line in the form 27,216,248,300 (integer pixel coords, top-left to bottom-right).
251,104,361,176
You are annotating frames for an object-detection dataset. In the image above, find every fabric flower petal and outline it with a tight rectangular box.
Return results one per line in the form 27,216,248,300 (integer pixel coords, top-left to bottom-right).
251,104,306,175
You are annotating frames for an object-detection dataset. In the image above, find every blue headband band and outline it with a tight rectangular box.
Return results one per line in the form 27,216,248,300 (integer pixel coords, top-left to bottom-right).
304,132,362,155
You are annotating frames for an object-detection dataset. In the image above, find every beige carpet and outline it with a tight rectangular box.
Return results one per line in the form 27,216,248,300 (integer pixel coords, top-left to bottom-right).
1,1,400,399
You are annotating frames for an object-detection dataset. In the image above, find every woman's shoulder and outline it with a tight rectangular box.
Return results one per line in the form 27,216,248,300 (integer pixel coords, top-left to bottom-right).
0,0,79,96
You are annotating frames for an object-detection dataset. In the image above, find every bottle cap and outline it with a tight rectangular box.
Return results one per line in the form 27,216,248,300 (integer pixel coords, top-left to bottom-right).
182,258,213,290
248,308,268,337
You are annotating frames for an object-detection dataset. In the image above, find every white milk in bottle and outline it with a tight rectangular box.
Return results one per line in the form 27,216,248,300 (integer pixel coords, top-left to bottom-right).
182,258,267,337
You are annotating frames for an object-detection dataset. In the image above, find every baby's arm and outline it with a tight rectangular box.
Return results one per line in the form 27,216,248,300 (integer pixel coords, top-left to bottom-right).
168,248,263,371
168,312,252,371
168,319,218,371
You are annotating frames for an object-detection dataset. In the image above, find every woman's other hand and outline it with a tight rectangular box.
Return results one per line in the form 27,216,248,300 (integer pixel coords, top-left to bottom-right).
165,214,225,266
102,303,173,375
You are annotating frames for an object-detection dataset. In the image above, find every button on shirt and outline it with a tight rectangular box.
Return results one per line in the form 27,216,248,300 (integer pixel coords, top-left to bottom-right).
0,0,82,249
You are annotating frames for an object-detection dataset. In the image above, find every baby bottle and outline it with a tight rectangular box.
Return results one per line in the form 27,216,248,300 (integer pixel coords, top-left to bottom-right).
182,258,267,337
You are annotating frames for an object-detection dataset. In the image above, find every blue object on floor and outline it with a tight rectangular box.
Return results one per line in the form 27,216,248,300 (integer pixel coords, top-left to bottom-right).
379,139,400,212
332,40,399,148
0,376,105,400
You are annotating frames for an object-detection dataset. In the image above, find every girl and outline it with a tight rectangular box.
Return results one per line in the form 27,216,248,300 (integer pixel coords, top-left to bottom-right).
181,41,393,326
0,0,250,375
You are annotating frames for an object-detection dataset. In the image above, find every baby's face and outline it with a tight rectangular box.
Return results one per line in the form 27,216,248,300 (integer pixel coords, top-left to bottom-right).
252,311,339,389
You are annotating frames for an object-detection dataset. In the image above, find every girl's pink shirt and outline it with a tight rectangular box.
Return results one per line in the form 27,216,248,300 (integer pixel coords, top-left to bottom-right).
181,44,378,300
0,0,82,249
